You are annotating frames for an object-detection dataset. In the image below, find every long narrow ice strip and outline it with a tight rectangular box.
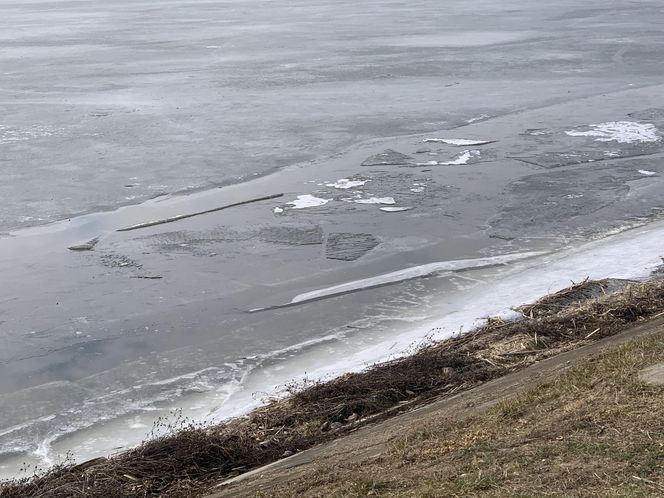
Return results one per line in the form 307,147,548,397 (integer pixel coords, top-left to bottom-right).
423,138,494,146
290,251,545,304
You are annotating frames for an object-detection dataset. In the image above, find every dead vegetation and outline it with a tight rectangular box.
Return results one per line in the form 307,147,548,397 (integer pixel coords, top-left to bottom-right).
2,277,664,498
264,330,664,497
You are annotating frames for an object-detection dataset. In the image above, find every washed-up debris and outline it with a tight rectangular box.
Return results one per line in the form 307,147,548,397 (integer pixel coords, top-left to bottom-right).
101,254,143,270
68,237,100,251
117,193,284,232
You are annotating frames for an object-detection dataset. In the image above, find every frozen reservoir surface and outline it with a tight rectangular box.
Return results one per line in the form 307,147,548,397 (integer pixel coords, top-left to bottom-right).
2,0,664,478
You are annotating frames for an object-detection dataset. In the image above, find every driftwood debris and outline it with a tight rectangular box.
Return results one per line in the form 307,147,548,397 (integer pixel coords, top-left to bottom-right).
117,193,284,232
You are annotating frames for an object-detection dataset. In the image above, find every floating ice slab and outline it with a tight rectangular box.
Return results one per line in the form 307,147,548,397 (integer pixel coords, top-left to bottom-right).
290,251,544,304
380,206,413,212
638,170,657,176
354,197,396,205
418,150,481,166
325,179,368,189
423,138,493,146
566,121,661,143
286,195,331,209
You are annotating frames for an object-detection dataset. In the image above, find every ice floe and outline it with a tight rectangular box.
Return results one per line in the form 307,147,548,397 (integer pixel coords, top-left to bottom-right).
423,138,493,146
290,251,544,305
286,195,331,209
354,197,396,205
380,206,413,212
273,207,284,214
638,170,657,176
565,121,660,143
417,150,480,166
325,178,369,189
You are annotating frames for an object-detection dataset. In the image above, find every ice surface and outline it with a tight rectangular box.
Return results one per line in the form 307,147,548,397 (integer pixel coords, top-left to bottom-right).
354,197,396,205
566,121,661,143
325,179,369,189
418,150,481,166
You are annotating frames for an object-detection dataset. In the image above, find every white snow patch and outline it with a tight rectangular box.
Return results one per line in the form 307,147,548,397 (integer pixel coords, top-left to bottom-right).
273,207,284,214
410,187,425,193
638,170,657,176
565,121,660,143
354,197,396,205
423,138,493,146
290,251,544,305
325,178,368,189
380,206,413,213
286,195,331,209
415,160,439,166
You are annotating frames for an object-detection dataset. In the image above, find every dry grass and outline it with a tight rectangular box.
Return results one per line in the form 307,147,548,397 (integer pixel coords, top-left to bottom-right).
2,278,664,498
268,332,664,497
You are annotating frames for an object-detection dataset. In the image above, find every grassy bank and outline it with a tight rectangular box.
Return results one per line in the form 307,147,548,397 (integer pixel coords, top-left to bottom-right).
2,277,664,497
263,330,664,497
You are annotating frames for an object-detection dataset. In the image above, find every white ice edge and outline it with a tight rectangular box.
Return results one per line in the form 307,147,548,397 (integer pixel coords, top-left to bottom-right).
565,121,661,143
290,251,546,304
423,138,493,146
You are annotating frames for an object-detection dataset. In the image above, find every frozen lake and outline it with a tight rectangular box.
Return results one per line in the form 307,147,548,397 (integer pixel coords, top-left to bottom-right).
1,0,664,477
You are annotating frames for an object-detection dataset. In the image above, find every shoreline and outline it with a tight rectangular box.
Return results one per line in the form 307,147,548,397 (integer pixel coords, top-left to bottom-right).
2,272,664,496
1,217,664,476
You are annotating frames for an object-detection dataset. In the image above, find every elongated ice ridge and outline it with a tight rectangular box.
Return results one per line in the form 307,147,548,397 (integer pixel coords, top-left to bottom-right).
423,138,493,146
290,251,545,304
